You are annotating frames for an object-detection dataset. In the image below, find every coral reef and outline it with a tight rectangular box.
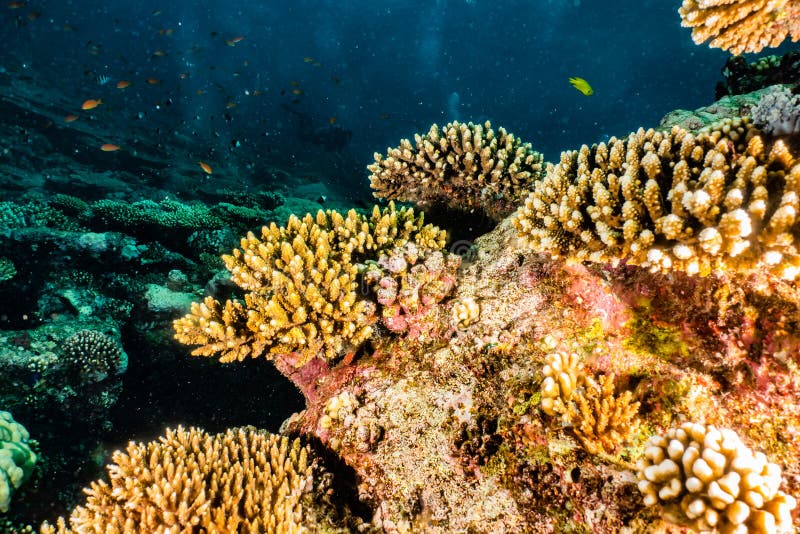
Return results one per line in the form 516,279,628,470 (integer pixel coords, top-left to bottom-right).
0,411,36,514
637,422,796,533
751,85,800,136
540,349,640,455
679,0,800,54
716,52,800,98
40,426,355,532
515,117,800,279
174,203,447,367
362,242,460,337
61,330,126,384
368,121,545,221
0,258,15,284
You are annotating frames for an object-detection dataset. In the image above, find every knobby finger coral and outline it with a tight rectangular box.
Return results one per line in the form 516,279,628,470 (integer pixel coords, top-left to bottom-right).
539,351,639,455
40,426,337,533
679,0,800,55
637,422,796,533
515,118,800,280
174,203,447,366
368,121,545,221
62,329,126,383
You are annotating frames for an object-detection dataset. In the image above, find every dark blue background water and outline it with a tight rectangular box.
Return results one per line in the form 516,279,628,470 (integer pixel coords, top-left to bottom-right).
2,0,795,180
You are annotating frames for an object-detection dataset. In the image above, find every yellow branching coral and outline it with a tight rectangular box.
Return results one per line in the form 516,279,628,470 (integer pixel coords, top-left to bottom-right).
368,121,545,221
174,203,447,365
515,118,800,280
637,422,797,533
40,426,322,533
679,0,800,55
540,351,639,455
566,374,640,455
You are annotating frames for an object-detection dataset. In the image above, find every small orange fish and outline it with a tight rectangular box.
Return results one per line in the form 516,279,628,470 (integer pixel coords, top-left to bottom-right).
328,116,336,125
27,11,39,20
196,89,206,95
199,161,212,175
63,114,79,123
101,143,120,152
151,50,166,57
225,101,237,109
116,80,131,89
7,1,25,8
179,71,190,79
225,36,244,46
146,77,161,84
292,88,303,95
81,99,102,110
303,57,314,63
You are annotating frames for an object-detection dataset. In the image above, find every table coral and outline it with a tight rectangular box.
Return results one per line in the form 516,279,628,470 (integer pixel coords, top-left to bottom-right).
679,0,800,54
368,121,545,221
515,117,800,280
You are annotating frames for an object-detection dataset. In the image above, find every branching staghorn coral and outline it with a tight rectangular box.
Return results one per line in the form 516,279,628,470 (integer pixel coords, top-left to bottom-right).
679,0,800,55
637,422,797,533
368,121,545,221
174,203,446,365
539,351,639,455
515,118,800,280
40,426,331,533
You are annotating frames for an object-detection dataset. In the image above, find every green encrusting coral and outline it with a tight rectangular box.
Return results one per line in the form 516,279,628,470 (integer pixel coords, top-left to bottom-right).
0,411,36,513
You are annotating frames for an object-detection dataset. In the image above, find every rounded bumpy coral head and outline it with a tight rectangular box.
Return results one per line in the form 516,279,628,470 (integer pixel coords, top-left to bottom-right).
515,118,800,280
62,329,125,383
636,422,796,533
368,120,545,221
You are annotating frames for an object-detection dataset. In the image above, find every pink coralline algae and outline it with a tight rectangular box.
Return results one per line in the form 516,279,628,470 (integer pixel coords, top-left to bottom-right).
362,242,460,338
277,215,800,532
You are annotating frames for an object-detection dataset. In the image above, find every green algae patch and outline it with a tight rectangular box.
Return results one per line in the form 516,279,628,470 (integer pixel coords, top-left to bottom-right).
623,315,688,361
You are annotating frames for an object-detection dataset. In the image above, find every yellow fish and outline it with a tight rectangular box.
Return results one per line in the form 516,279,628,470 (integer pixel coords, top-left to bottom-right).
568,76,593,96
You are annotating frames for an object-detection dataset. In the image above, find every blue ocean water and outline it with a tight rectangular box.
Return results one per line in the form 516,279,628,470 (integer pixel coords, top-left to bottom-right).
2,0,793,178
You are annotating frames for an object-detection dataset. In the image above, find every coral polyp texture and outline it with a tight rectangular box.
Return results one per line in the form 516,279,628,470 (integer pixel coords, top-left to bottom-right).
514,118,800,279
751,85,800,136
368,120,545,220
0,411,36,514
679,0,800,54
40,426,338,533
637,422,797,533
362,242,461,335
62,329,126,383
174,203,447,365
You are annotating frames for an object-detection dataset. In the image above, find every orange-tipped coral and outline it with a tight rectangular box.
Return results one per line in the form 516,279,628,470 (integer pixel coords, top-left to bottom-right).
40,426,333,533
679,0,800,54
